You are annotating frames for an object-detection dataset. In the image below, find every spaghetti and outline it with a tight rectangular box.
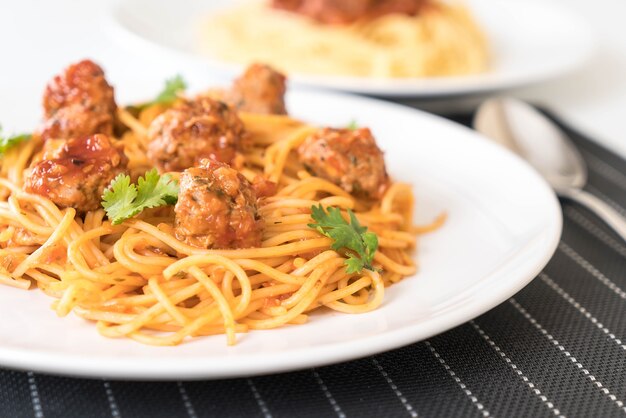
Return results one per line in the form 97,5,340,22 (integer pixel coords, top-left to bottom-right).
199,0,489,78
0,67,437,347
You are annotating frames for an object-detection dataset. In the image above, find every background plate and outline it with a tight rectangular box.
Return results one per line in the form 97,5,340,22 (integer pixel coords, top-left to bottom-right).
108,0,594,97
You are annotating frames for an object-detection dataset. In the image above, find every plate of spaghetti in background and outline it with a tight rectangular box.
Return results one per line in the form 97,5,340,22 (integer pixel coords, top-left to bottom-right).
0,61,561,379
108,0,593,97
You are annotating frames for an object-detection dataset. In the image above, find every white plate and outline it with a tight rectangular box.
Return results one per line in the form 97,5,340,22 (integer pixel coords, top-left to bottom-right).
108,0,594,97
0,90,561,379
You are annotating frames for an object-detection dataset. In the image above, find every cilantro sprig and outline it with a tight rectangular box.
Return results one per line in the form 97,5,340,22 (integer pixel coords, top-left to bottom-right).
102,169,179,225
130,75,187,112
308,204,379,274
0,125,31,155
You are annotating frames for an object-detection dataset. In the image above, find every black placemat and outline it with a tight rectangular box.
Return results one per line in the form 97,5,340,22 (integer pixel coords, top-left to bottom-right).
2,110,625,418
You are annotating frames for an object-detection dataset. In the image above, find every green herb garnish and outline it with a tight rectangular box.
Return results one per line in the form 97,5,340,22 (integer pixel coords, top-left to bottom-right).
346,120,358,130
102,169,179,225
308,204,379,274
0,125,31,155
130,75,187,112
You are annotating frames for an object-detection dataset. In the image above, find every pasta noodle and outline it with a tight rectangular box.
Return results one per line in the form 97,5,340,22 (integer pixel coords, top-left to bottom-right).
0,102,437,347
199,0,489,78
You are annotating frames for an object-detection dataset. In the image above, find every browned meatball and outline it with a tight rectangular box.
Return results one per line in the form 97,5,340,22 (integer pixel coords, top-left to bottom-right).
24,134,128,212
297,127,389,199
371,0,424,17
272,0,424,24
39,104,114,142
40,60,117,140
174,159,264,249
147,98,246,173
272,0,302,9
251,175,278,199
225,63,288,115
273,0,369,24
43,60,116,118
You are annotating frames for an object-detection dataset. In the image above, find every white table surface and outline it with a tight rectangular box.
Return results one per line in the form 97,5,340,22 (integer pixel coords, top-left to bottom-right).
1,0,625,158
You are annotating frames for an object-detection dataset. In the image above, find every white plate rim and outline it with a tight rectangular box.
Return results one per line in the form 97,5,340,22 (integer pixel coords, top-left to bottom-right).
0,90,562,380
105,0,595,97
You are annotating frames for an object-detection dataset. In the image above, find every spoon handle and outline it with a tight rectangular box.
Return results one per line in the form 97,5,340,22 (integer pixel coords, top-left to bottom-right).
559,188,626,242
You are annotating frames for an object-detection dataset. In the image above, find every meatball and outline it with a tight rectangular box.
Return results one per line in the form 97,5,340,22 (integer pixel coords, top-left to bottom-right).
371,0,424,17
297,127,389,199
272,0,302,9
271,0,424,24
225,63,288,115
40,60,117,140
24,134,128,212
174,159,264,249
272,0,370,24
251,175,278,199
43,59,116,118
147,98,246,173
39,104,114,141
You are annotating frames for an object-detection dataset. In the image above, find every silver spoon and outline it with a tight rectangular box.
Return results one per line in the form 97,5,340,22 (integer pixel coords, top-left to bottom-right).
474,97,626,242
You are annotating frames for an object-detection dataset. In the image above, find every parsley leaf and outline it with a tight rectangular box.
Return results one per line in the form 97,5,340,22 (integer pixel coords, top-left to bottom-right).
102,174,137,223
346,120,358,130
152,75,187,106
308,204,379,274
102,169,179,225
0,125,31,155
131,75,187,112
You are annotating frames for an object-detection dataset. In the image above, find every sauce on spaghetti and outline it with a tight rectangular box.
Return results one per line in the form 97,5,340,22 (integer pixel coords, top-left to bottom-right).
272,0,429,25
0,60,441,346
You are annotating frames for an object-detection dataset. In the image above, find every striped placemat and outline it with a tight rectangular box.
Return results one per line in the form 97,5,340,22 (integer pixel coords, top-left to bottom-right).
1,110,625,418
